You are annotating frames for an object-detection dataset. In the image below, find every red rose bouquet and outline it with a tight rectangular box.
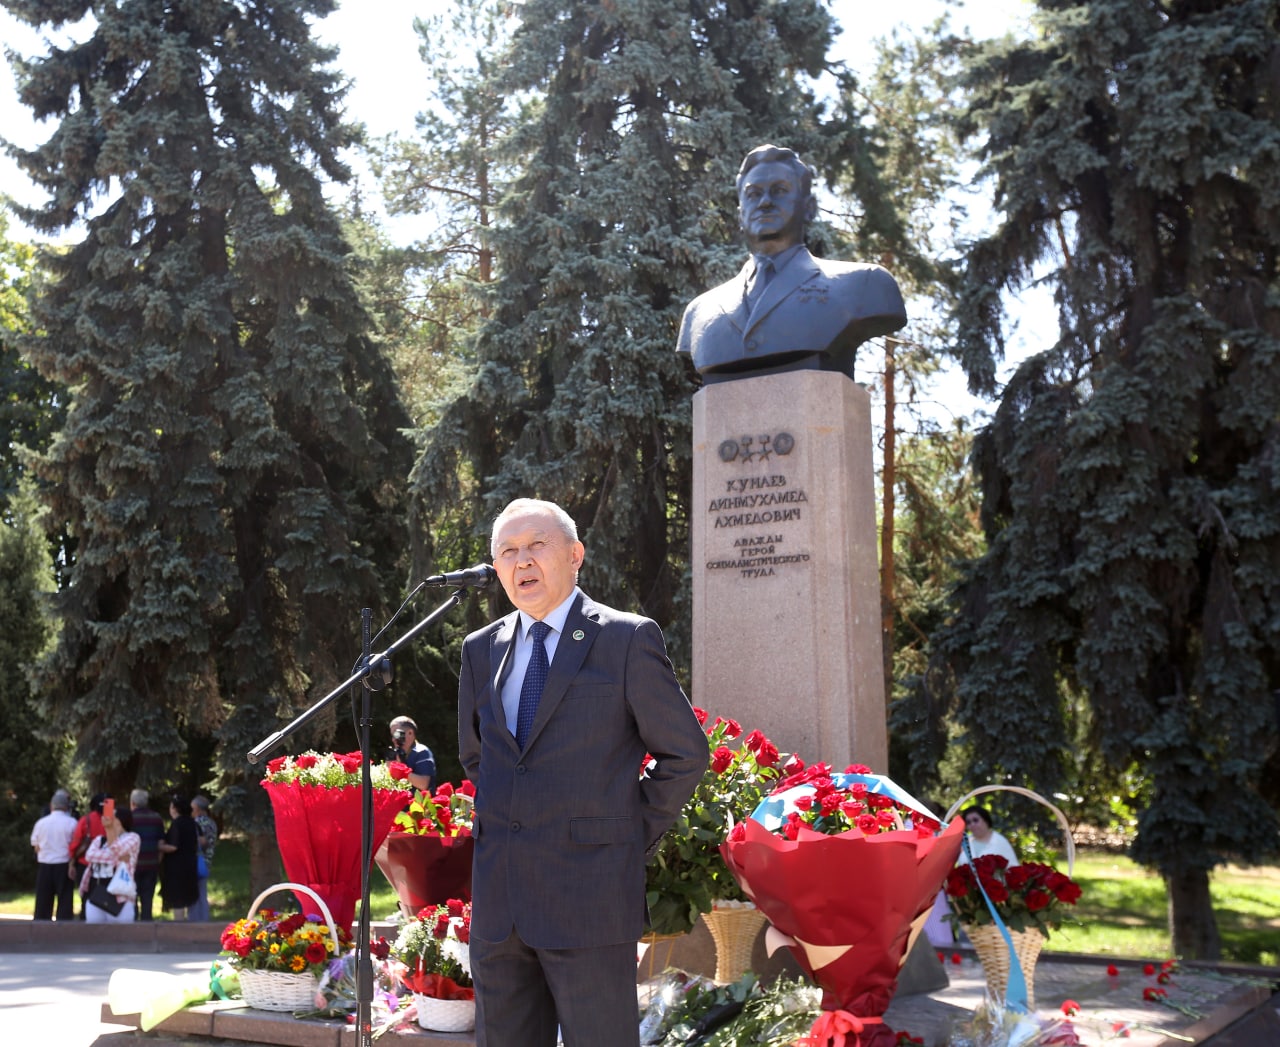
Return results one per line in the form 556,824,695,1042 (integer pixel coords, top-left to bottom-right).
394,780,475,839
944,854,1081,939
644,708,785,935
262,750,413,930
721,762,963,1047
376,781,476,916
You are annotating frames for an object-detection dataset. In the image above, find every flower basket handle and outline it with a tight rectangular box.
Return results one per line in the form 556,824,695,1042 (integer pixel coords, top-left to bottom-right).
945,785,1075,875
246,881,340,955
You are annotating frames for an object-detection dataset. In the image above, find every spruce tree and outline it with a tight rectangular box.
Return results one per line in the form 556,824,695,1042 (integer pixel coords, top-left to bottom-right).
936,0,1280,957
5,0,413,883
410,0,838,669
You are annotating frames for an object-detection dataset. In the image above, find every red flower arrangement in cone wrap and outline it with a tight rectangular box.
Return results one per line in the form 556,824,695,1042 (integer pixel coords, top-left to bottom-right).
721,761,963,1047
262,751,413,930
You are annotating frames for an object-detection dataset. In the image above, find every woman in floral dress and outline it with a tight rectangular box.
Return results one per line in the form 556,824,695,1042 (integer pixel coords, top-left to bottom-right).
81,805,141,923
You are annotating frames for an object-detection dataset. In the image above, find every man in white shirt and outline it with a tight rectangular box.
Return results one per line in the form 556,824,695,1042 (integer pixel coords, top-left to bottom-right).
31,789,77,920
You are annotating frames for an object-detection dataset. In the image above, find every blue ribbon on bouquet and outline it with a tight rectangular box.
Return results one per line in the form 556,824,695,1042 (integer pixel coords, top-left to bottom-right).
749,771,938,832
960,833,1030,1013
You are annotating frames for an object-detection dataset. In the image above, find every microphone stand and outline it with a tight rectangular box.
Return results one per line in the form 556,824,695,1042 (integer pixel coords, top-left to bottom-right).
246,586,476,1047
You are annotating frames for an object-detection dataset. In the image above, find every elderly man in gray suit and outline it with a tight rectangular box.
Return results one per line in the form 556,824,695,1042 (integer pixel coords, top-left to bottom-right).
678,143,907,383
459,498,708,1047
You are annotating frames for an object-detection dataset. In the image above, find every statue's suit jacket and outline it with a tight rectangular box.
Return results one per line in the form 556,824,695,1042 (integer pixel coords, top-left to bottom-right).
458,589,708,950
677,247,907,380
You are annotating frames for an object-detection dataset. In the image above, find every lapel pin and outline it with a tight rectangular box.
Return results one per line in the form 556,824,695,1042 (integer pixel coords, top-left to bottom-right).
572,629,585,640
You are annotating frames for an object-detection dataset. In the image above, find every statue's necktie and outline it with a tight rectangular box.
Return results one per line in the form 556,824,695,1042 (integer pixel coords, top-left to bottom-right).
515,621,551,749
748,256,775,308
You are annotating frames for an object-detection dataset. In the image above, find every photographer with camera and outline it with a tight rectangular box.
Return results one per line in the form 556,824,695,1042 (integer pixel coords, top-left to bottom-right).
388,715,436,793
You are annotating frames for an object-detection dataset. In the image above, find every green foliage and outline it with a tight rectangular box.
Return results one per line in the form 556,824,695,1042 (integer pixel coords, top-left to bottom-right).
6,0,413,834
408,0,840,673
645,715,782,935
0,210,64,518
934,0,1280,956
0,482,63,888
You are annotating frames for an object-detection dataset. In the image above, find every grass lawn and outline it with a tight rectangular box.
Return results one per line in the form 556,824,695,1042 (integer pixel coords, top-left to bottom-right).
1042,850,1280,965
5,844,1277,965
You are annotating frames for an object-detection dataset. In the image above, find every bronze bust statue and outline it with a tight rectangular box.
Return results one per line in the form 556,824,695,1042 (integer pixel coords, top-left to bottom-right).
678,144,907,384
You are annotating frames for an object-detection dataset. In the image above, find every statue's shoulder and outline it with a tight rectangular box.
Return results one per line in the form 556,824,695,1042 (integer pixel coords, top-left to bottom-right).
809,255,896,283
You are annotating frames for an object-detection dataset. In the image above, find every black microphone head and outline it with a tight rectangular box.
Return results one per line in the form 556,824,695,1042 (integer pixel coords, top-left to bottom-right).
425,563,497,587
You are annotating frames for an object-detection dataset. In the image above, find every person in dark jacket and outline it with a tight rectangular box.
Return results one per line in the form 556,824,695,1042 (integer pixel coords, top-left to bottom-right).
158,794,200,919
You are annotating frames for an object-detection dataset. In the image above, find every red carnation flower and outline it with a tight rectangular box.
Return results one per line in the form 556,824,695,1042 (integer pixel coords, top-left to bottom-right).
728,822,747,843
1107,964,1119,977
266,756,287,774
857,813,879,833
294,754,318,770
305,941,328,964
336,753,361,774
1025,888,1051,912
743,729,766,752
756,740,780,768
782,754,805,776
387,760,411,781
1061,999,1080,1016
693,706,708,725
458,780,476,797
723,718,742,739
710,746,734,774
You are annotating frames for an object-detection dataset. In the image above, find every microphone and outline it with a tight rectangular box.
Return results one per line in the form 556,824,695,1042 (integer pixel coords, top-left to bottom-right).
423,563,497,588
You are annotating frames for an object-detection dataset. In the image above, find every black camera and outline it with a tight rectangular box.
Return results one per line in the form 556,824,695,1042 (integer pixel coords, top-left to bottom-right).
393,729,407,746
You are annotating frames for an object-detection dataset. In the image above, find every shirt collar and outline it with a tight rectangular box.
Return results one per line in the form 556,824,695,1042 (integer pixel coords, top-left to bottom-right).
517,587,579,640
753,243,804,276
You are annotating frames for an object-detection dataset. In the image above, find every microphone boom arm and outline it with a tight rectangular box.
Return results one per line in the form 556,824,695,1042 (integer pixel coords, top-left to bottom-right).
246,587,469,765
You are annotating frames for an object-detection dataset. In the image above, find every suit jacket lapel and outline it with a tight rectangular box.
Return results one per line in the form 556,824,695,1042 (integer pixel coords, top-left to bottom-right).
523,592,600,751
490,613,519,753
714,261,752,334
747,247,819,331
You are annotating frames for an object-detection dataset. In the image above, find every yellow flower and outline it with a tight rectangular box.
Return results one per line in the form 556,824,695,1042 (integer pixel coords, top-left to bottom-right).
269,943,280,954
290,955,306,972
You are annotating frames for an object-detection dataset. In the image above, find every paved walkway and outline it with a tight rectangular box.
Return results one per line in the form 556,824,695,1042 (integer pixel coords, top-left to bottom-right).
3,918,1276,1046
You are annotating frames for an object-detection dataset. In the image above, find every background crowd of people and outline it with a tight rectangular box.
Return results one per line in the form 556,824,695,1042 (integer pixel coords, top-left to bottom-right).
29,788,219,924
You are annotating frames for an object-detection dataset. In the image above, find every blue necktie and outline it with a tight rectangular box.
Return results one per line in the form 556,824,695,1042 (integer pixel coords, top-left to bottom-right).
515,621,551,749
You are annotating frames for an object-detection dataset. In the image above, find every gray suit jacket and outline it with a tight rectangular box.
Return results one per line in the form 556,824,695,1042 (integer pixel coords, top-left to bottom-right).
677,247,907,382
458,590,707,949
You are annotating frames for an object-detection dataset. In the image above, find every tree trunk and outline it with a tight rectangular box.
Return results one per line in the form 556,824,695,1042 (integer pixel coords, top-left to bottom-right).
1166,867,1221,960
249,829,284,908
880,336,898,706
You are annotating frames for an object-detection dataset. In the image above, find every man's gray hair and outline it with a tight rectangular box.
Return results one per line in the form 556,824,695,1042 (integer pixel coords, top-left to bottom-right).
130,788,148,807
490,498,580,556
51,790,70,811
193,794,211,811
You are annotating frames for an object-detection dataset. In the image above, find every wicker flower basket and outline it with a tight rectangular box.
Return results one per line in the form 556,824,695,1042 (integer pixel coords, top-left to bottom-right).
945,785,1075,1012
414,993,476,1032
236,882,338,1012
638,931,683,981
701,902,767,983
964,922,1046,1009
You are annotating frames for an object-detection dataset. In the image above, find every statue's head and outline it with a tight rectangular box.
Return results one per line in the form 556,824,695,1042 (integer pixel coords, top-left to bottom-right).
736,145,819,253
